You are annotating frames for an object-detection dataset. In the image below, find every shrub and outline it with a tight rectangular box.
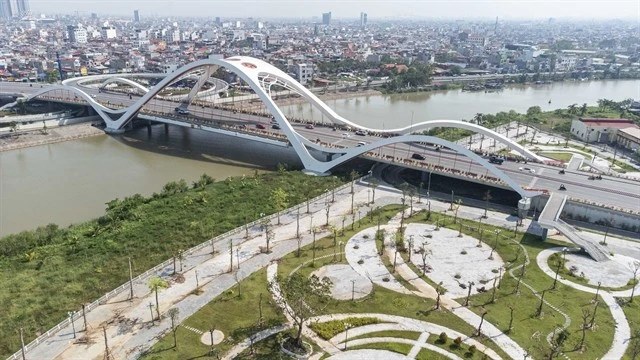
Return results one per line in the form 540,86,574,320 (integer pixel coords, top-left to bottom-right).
460,249,467,255
454,273,461,279
357,259,364,265
309,317,380,340
438,332,448,344
453,336,463,348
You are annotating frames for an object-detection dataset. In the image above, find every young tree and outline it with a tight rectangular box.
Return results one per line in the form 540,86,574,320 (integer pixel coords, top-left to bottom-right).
454,199,463,223
631,262,640,302
270,188,288,225
148,277,169,321
370,180,378,204
418,243,432,275
269,274,332,349
168,307,180,348
311,226,319,266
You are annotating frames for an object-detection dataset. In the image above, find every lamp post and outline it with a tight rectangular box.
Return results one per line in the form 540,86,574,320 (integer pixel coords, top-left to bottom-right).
344,322,351,350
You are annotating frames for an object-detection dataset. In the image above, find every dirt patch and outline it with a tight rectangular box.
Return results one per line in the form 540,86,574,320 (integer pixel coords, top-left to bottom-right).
0,123,104,152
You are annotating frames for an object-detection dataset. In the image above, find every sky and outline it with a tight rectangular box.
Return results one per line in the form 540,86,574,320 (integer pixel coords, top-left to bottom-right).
29,0,640,20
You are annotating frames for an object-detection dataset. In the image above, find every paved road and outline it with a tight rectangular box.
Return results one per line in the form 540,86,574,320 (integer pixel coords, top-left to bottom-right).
3,81,639,211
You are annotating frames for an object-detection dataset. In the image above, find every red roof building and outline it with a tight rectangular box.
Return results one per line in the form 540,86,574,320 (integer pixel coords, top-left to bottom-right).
571,118,638,143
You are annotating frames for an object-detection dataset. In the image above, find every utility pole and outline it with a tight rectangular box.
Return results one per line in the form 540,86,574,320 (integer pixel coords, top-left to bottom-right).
128,257,134,300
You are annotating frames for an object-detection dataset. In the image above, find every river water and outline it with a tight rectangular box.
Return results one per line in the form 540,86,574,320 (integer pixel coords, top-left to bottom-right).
281,79,640,128
1,79,639,236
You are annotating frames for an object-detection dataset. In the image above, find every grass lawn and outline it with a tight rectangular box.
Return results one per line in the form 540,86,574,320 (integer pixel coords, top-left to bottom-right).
416,348,450,360
0,171,343,358
140,268,286,360
426,336,485,359
350,330,422,341
405,210,615,360
547,253,638,292
274,206,511,359
539,152,574,162
621,299,640,359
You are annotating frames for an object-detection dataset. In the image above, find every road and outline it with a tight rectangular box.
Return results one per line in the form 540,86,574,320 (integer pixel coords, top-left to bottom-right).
2,80,639,212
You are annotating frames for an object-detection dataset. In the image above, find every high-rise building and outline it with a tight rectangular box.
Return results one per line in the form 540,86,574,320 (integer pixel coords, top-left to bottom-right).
133,9,140,22
0,0,29,19
16,0,28,15
322,12,331,25
0,0,12,19
67,24,87,44
360,12,367,28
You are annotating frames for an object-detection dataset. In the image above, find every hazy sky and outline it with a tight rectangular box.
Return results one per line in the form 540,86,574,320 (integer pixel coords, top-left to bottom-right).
29,0,639,20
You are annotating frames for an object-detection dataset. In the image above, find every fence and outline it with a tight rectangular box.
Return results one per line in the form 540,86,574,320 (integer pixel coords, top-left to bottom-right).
6,177,365,360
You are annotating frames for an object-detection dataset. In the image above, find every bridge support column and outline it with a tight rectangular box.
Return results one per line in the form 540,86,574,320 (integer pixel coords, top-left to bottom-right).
184,65,216,106
540,227,548,240
517,197,531,220
164,123,169,133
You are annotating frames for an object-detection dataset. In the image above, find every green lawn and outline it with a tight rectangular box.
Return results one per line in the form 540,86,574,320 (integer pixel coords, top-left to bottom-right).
622,299,640,359
405,210,615,360
350,330,422,341
140,268,286,359
0,171,343,358
539,152,574,162
416,348,451,360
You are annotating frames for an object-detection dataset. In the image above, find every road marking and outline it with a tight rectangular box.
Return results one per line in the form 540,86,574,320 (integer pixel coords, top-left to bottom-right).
527,168,544,188
181,324,204,334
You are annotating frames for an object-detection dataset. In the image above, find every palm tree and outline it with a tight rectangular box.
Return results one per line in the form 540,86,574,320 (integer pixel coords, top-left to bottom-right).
148,277,169,321
580,103,588,116
567,103,578,115
472,113,483,125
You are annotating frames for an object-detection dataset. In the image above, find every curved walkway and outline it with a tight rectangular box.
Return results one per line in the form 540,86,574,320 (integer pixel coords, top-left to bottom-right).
537,247,635,359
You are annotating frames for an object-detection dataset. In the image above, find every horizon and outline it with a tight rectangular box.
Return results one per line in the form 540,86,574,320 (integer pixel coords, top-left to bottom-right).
27,0,640,21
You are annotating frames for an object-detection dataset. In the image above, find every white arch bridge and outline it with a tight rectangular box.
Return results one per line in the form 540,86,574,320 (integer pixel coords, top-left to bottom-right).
19,56,545,199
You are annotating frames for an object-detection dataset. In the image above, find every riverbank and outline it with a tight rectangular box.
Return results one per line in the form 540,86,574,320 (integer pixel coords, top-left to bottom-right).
0,170,345,358
234,88,382,111
0,122,105,152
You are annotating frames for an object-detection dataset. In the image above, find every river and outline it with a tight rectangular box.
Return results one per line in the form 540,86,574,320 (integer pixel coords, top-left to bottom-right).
1,79,639,236
0,126,300,237
281,79,640,128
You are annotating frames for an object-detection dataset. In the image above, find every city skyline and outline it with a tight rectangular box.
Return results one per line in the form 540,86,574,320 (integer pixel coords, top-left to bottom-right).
27,0,640,20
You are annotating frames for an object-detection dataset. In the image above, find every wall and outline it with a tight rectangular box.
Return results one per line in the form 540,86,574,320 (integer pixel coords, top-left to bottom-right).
531,195,640,233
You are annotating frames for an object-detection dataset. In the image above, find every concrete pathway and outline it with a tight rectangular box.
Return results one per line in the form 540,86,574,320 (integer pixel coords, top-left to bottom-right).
537,247,635,360
310,313,501,359
407,332,429,358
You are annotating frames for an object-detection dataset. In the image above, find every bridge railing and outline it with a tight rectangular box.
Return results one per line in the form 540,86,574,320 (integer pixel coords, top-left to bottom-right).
5,176,370,360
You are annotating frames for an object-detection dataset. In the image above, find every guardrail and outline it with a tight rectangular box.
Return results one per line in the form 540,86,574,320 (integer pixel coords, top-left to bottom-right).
5,177,368,360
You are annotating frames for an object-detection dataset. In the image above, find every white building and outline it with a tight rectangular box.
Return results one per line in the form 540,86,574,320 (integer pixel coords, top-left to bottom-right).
294,63,314,85
101,26,116,39
67,25,87,44
570,118,636,143
555,56,577,72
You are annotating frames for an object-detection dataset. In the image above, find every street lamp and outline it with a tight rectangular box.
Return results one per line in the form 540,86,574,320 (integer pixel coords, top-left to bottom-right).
344,322,352,350
68,311,76,339
489,230,500,260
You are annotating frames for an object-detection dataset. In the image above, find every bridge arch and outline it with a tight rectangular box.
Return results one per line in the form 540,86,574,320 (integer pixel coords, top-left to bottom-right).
100,77,149,94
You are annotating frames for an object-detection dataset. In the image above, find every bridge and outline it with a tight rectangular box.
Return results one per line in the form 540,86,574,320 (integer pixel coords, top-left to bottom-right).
2,57,639,260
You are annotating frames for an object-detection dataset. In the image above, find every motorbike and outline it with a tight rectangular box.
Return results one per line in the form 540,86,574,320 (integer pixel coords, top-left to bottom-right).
588,176,595,180
559,185,567,191
558,169,565,174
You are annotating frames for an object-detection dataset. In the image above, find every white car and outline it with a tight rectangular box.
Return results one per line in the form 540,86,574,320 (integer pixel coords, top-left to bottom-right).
519,167,535,173
356,141,367,147
342,133,351,138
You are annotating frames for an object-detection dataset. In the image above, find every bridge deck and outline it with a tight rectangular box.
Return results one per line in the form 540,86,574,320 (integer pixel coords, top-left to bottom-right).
539,192,609,262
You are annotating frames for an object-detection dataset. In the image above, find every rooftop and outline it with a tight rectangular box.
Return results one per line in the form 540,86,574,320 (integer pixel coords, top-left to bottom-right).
618,126,640,140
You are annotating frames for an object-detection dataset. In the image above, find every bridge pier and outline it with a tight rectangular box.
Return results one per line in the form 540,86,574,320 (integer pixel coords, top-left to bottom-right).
164,123,169,133
104,127,126,134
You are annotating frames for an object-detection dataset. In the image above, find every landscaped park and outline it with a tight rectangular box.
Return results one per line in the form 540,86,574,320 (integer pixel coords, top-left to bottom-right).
2,170,639,360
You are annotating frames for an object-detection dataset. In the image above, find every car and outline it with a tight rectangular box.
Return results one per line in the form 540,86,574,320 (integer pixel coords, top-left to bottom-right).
305,124,314,129
411,153,426,160
256,123,266,129
90,94,97,99
177,109,190,115
356,141,367,147
519,167,535,173
342,133,351,138
355,130,367,136
488,156,504,165
272,124,281,129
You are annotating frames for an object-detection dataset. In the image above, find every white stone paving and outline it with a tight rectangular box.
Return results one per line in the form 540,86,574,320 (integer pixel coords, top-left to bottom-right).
311,264,373,300
404,223,505,298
